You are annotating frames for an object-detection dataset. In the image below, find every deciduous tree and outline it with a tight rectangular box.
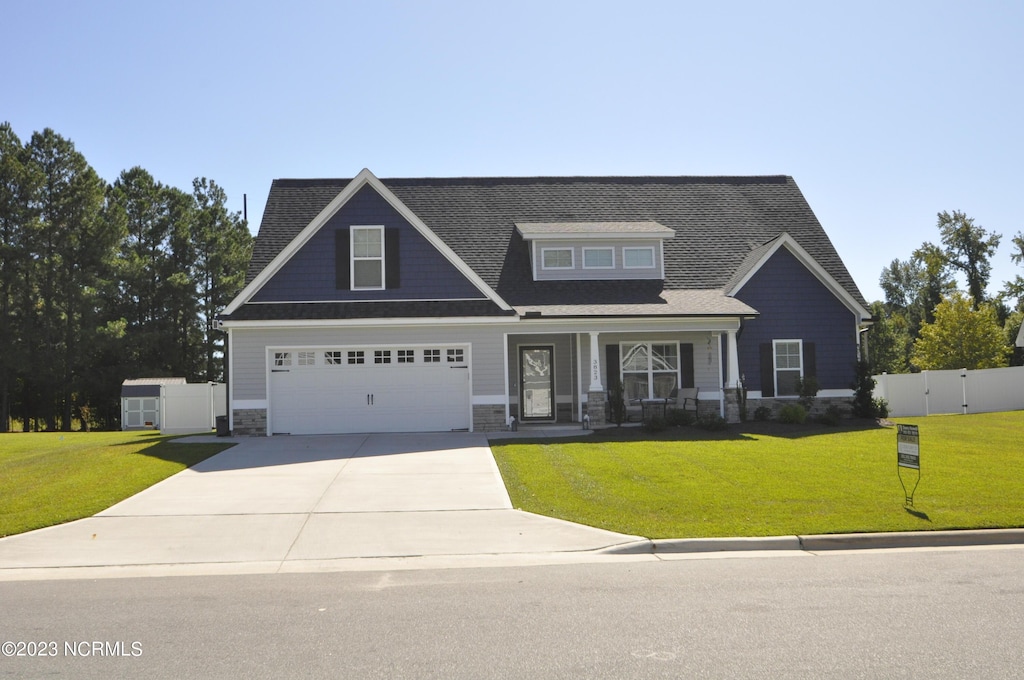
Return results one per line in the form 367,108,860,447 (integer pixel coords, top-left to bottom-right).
936,210,1001,309
911,292,1010,370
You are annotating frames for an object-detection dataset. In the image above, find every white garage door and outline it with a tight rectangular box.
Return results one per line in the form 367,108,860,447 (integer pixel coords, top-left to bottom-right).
269,346,471,435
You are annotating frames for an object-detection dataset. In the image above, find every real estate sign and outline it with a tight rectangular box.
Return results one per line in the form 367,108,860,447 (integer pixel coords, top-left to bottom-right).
897,424,920,470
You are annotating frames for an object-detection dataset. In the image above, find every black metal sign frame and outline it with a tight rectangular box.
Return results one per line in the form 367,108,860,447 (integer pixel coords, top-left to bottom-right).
896,424,921,506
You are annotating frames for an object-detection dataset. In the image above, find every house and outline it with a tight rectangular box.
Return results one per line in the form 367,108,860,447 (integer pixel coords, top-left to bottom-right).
219,170,872,436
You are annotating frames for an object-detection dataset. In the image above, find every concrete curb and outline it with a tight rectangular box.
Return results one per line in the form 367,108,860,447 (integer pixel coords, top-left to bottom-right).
600,529,1024,555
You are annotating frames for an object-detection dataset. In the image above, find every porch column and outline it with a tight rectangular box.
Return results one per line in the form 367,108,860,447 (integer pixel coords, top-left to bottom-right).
723,330,742,424
725,330,740,388
588,332,603,392
586,331,606,428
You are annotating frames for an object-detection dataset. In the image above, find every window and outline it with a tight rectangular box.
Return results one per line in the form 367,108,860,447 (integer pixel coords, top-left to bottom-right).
424,349,441,363
541,248,574,269
274,352,291,367
583,247,614,269
298,351,316,366
397,349,415,364
374,350,392,364
774,340,803,396
347,350,365,365
352,227,384,289
325,351,343,365
620,342,679,401
623,247,655,269
447,348,464,363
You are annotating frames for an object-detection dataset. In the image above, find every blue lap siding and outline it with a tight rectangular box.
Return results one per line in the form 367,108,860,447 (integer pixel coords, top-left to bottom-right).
734,247,859,393
252,185,485,302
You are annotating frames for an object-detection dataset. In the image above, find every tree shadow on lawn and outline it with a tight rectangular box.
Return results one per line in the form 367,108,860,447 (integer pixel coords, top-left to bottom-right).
503,418,894,446
123,437,234,467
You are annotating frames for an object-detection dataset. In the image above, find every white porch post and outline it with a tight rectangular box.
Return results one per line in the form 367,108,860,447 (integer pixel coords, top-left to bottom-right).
726,330,740,388
588,332,603,392
585,331,606,428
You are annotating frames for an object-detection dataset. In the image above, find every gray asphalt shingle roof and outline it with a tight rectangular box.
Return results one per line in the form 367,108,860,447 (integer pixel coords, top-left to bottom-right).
242,174,868,316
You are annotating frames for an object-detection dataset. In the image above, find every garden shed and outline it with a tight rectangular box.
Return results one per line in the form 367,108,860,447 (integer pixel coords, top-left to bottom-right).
121,378,227,434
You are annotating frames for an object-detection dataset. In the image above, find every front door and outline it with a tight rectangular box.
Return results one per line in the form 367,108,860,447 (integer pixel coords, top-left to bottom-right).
519,346,554,420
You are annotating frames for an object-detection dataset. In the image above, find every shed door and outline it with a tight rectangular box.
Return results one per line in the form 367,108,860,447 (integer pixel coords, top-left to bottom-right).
268,346,471,435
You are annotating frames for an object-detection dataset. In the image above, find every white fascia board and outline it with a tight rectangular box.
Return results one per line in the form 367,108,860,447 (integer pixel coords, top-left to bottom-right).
519,232,672,241
1016,322,1024,348
512,315,744,333
222,168,512,316
727,233,871,322
221,315,520,330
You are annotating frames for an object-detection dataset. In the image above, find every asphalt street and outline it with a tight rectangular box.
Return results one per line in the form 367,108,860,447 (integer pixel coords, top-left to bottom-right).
2,546,1022,679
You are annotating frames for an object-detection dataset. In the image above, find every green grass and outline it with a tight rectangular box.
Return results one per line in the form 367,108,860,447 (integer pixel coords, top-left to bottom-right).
0,431,232,537
491,412,1024,538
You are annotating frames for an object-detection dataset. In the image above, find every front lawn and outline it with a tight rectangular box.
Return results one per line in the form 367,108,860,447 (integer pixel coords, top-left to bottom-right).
0,431,232,537
491,412,1024,538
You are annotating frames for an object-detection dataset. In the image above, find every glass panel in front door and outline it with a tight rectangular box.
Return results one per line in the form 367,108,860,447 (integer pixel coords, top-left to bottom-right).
521,347,553,419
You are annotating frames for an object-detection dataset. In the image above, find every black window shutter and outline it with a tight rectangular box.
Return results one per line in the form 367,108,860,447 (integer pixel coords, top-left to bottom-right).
605,344,620,391
680,343,695,388
759,343,775,397
385,228,400,289
803,342,817,378
335,229,350,290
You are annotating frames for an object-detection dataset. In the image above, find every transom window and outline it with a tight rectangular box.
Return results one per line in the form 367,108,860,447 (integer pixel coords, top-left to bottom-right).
397,349,415,363
274,352,291,367
620,342,679,401
325,351,343,365
347,350,365,365
583,247,614,269
623,247,655,269
774,340,803,396
352,226,384,289
541,248,574,269
374,350,392,364
424,349,441,363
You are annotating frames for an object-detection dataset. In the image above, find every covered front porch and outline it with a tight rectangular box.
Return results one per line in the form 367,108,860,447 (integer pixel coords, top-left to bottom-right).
501,319,744,429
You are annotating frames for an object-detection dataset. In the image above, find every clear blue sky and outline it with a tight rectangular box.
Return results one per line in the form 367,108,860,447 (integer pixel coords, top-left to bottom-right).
4,0,1022,304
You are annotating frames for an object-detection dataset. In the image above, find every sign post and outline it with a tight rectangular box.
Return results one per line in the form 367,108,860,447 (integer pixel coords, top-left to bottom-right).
896,424,921,507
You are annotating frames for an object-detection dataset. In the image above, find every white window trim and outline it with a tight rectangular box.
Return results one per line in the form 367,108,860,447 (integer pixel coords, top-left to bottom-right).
540,247,575,270
582,247,615,269
623,246,656,269
351,225,385,290
772,338,804,398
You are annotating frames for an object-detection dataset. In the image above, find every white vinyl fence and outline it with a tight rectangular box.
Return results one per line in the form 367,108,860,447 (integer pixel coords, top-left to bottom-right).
873,366,1024,417
160,383,228,434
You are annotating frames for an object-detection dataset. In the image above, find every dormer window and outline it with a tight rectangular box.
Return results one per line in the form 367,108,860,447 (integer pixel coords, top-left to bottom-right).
583,247,614,269
516,221,673,281
541,248,574,270
623,247,655,269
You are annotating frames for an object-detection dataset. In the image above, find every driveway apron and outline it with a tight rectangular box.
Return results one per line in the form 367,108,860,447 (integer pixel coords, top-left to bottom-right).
0,433,638,575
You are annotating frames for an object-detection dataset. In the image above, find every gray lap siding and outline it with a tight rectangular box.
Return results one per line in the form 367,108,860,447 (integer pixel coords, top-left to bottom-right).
734,248,858,393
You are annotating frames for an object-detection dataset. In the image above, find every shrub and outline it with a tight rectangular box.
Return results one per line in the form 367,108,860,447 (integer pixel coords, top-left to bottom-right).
794,375,819,411
665,408,696,427
777,403,807,424
644,415,667,433
696,414,729,431
873,398,889,419
850,359,877,418
753,405,772,421
819,404,842,426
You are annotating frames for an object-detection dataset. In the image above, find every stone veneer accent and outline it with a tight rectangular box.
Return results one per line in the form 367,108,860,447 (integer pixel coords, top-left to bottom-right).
472,404,507,432
749,397,852,420
723,390,742,424
232,408,267,436
585,391,607,428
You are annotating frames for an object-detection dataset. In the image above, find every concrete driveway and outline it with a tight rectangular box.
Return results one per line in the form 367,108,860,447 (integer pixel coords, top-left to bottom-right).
0,433,640,578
